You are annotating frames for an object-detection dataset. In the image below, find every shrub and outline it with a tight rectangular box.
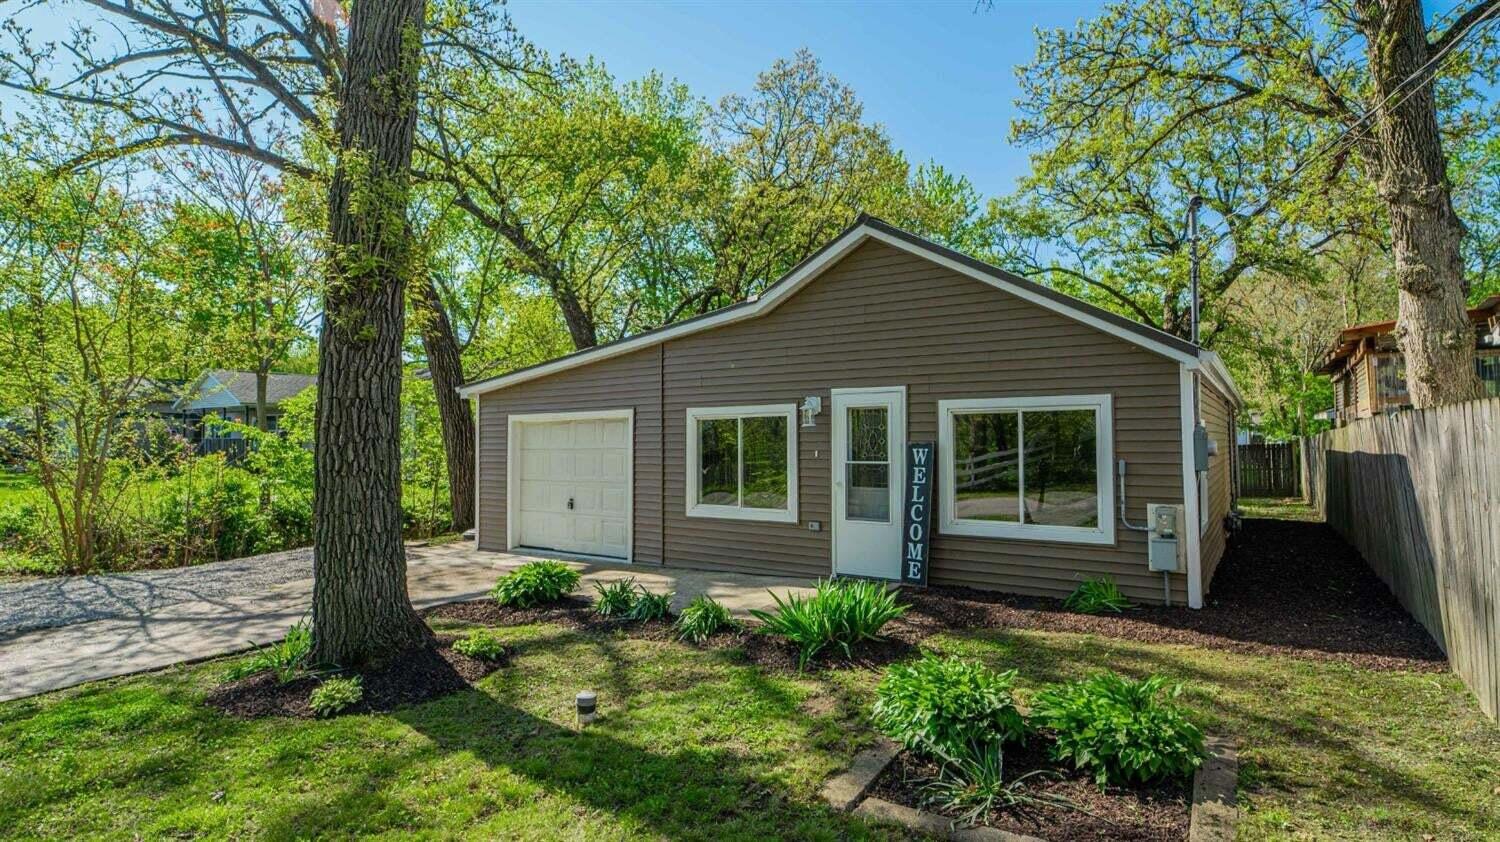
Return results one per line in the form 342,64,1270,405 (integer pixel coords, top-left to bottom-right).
675,595,735,643
749,579,906,669
1062,578,1133,614
452,628,507,661
1031,673,1205,785
873,654,1028,760
490,561,580,608
919,744,1070,828
627,588,673,621
593,578,638,616
224,621,311,683
309,676,364,717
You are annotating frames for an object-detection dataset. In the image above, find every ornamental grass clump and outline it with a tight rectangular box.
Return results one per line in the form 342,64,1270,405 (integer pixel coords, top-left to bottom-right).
223,621,311,684
592,578,638,617
1031,672,1205,786
919,744,1071,828
627,588,673,621
1062,578,1133,614
491,560,580,608
308,676,363,717
749,578,906,669
873,654,1028,760
675,595,735,643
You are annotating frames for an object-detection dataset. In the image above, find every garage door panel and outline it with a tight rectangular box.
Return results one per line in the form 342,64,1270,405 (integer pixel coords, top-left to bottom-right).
515,416,630,560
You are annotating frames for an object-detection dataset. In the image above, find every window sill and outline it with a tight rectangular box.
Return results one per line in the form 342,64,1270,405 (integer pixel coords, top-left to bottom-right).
686,504,798,524
940,519,1115,546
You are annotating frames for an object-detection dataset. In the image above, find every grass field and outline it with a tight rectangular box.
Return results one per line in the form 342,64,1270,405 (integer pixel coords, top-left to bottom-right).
1239,496,1322,522
0,472,39,506
2,608,1494,840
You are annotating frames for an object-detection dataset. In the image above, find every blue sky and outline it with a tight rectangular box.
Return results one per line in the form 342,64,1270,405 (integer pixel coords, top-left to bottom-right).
507,0,1105,198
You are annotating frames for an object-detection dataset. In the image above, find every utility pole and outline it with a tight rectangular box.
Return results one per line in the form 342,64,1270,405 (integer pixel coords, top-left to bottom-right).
1188,195,1202,347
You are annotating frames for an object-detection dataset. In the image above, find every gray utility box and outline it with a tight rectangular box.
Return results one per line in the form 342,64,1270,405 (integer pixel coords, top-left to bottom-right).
1146,503,1185,573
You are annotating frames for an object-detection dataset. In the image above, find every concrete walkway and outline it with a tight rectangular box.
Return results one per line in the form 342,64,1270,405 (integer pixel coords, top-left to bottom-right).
0,543,816,704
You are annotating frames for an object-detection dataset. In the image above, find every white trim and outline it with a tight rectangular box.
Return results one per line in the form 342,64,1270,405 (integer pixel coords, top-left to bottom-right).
935,394,1116,546
458,222,1200,398
829,386,907,579
505,408,634,563
474,397,482,547
1179,366,1204,608
684,403,799,524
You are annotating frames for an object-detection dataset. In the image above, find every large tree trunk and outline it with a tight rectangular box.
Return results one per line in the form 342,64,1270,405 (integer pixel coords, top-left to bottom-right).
311,0,431,668
415,279,475,532
1359,0,1483,407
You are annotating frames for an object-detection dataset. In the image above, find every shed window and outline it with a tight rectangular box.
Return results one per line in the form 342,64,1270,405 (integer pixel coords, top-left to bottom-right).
685,405,798,523
938,395,1115,545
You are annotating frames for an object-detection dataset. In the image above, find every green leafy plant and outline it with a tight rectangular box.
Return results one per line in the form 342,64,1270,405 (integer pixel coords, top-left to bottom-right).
452,629,507,661
1031,673,1205,786
593,578,639,616
920,743,1071,828
675,595,735,643
490,560,580,608
308,676,363,717
873,654,1028,760
1062,578,1133,614
224,621,311,684
749,579,906,669
628,588,673,621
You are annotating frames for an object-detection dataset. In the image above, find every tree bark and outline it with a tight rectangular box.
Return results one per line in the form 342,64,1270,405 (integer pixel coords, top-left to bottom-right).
1359,0,1483,407
311,0,431,668
414,278,475,532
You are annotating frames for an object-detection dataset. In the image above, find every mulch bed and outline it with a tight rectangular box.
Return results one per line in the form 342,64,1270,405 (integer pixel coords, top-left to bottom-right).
206,636,507,719
894,517,1447,672
869,740,1189,842
738,632,918,673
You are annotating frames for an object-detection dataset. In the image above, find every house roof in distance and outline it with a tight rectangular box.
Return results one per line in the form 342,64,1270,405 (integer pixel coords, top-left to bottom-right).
1317,295,1500,374
176,370,317,410
459,214,1235,400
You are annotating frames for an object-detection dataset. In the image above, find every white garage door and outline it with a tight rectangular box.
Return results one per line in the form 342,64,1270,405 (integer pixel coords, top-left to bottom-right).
515,416,631,560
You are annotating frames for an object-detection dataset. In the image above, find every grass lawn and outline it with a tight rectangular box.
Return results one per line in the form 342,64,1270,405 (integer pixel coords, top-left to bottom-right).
0,472,39,506
1239,496,1322,522
3,608,1496,840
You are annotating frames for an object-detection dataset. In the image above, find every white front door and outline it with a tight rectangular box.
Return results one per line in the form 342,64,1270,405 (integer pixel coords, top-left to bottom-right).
832,387,905,579
514,415,631,560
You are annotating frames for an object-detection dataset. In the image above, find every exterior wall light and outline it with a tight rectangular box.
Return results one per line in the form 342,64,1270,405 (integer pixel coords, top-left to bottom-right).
800,396,822,428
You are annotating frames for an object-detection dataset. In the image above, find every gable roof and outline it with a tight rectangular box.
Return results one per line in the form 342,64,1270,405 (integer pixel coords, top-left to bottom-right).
458,215,1212,398
1316,295,1500,374
176,370,317,411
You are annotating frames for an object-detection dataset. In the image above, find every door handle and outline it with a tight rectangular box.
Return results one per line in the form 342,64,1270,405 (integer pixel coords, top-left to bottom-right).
567,497,575,510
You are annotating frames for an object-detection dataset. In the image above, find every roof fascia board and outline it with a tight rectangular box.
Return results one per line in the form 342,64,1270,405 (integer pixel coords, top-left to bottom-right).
459,221,1198,398
1197,350,1245,409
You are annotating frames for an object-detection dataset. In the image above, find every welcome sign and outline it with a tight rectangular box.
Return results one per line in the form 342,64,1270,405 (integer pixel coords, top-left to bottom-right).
902,442,935,586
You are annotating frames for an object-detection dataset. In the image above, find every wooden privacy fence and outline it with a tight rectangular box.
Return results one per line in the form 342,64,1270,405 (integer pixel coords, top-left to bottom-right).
1303,398,1500,720
1238,442,1300,497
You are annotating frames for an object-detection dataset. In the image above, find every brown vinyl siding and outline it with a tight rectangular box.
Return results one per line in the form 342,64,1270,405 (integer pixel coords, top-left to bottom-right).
475,239,1194,604
476,345,664,564
1199,380,1233,591
660,240,1186,604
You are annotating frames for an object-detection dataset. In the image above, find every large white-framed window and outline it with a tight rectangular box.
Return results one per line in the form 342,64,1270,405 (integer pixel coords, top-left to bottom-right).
685,404,798,523
937,395,1115,545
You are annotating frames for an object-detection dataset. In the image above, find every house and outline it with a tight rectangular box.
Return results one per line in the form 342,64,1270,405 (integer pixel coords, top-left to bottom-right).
1317,296,1500,424
171,370,317,449
458,217,1243,608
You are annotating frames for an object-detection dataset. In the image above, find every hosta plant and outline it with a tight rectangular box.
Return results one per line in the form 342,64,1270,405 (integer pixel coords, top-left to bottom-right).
749,578,906,669
1031,672,1205,786
308,676,364,717
491,561,580,608
452,629,507,661
873,654,1028,760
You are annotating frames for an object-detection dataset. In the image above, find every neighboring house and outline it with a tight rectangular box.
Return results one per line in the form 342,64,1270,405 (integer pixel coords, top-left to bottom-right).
1317,296,1500,425
459,216,1243,609
172,370,317,448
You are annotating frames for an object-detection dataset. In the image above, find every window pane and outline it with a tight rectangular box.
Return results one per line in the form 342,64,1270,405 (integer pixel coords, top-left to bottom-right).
1022,409,1098,528
846,463,890,522
953,412,1020,522
848,407,888,461
697,418,738,505
741,415,789,510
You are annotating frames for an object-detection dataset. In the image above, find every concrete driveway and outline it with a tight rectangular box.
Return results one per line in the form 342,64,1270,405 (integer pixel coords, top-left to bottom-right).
0,543,816,703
